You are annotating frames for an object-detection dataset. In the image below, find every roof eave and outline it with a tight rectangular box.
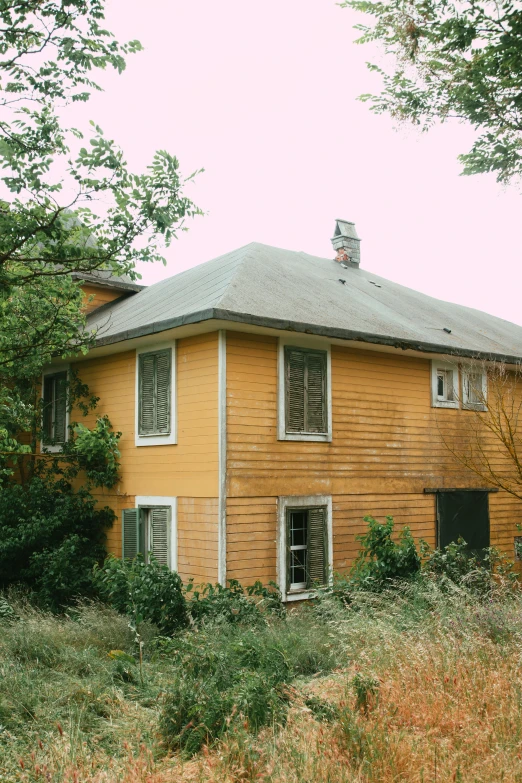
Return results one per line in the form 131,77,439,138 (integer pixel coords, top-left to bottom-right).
89,308,522,365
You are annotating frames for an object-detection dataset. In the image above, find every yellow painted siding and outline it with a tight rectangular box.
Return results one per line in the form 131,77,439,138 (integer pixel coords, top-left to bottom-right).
225,332,521,584
81,284,126,314
178,497,219,583
72,332,219,580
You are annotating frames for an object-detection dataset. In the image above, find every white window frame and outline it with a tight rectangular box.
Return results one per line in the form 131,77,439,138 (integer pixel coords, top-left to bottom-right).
135,496,177,571
430,360,459,409
462,366,487,411
277,337,332,442
135,341,177,446
40,364,70,453
277,494,333,602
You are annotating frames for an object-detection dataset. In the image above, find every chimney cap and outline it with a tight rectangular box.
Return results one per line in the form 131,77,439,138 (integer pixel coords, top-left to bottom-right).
332,218,360,241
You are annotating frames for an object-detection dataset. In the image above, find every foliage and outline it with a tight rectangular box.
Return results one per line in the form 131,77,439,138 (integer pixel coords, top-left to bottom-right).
0,0,200,470
0,476,113,609
421,537,518,593
349,515,421,588
187,578,285,626
342,0,522,183
158,617,339,756
93,555,188,636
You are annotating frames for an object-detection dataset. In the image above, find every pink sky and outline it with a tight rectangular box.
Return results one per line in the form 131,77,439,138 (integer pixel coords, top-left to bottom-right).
71,0,521,325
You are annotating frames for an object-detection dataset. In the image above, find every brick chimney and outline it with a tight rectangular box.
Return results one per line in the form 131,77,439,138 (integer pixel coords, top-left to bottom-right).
331,219,361,267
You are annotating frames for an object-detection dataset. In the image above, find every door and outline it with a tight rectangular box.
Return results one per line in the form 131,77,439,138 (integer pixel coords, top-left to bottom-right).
436,490,490,557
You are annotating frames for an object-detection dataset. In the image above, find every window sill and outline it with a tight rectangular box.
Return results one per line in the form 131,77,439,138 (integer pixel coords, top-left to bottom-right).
432,400,459,409
278,432,332,443
135,432,177,447
286,589,316,602
462,403,487,412
40,442,66,453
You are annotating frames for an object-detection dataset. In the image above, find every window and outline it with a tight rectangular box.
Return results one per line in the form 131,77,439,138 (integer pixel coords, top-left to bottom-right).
135,343,176,446
278,342,332,442
277,495,333,600
122,498,176,569
431,361,459,409
436,490,490,559
462,369,487,410
42,371,68,446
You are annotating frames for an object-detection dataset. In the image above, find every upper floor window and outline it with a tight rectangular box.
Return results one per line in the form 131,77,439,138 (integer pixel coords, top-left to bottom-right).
135,343,177,446
462,369,487,411
431,361,459,409
42,371,68,446
279,343,332,442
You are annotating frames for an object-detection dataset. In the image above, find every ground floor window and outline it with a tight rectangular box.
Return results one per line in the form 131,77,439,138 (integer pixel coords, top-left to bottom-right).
278,495,332,601
122,500,175,568
436,490,490,558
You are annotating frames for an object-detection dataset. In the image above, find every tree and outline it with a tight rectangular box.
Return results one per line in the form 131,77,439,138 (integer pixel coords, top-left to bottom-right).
341,0,522,183
0,1,200,467
439,361,522,501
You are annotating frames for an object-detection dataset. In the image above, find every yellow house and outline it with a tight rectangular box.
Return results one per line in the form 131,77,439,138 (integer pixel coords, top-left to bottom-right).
41,220,522,600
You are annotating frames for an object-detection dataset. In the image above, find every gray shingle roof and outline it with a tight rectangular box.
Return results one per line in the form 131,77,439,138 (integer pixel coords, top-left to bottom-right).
87,242,522,362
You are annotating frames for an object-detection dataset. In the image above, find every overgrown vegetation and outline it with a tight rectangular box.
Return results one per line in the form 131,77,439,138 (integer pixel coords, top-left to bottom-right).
0,513,520,781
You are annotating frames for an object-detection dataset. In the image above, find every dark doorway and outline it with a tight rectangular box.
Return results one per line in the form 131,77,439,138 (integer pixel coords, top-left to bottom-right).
436,491,490,557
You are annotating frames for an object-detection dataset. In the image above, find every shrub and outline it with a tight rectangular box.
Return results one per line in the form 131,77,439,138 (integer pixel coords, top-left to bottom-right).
421,539,517,594
350,515,421,589
0,477,113,610
187,578,284,626
94,555,188,636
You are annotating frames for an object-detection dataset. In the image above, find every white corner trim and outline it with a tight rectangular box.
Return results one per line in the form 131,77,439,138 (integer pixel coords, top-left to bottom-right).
218,330,227,586
430,359,459,409
135,496,178,572
40,364,70,454
277,337,333,442
135,341,177,447
276,494,333,602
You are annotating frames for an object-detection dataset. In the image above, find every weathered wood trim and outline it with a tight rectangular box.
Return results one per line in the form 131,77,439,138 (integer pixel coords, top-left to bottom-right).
424,487,499,493
218,329,227,586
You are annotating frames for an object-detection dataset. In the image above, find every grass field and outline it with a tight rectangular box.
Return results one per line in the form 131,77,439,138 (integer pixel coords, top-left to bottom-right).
1,578,522,782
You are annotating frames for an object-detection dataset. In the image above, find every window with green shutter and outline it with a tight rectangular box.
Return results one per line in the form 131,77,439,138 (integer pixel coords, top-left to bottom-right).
138,349,171,436
286,506,328,590
284,347,327,434
122,506,170,566
42,371,67,444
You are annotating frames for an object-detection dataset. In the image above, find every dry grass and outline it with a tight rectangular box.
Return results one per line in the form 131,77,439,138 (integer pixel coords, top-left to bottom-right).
5,582,522,782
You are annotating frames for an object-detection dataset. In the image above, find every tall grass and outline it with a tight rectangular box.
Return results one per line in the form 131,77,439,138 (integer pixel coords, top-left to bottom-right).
2,578,522,782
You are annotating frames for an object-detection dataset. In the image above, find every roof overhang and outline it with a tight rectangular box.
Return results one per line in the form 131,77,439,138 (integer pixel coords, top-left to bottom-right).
87,307,522,366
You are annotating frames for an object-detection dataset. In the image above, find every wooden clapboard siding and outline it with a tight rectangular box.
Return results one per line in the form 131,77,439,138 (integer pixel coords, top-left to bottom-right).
72,332,220,565
225,331,521,581
178,497,219,583
81,284,126,314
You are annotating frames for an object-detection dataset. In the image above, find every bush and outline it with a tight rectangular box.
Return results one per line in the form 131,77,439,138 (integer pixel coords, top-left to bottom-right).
421,538,517,594
349,515,421,589
94,554,188,636
187,578,284,626
0,477,113,610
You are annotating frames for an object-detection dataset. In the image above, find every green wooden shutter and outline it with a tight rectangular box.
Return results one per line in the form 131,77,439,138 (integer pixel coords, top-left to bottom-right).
150,507,169,566
53,373,67,443
285,348,305,432
42,376,54,443
138,350,171,436
139,353,156,435
306,507,327,587
122,508,141,560
155,351,171,434
305,352,327,433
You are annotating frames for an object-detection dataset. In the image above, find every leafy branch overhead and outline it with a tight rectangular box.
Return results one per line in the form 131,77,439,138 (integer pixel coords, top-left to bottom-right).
0,0,202,374
342,0,522,183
